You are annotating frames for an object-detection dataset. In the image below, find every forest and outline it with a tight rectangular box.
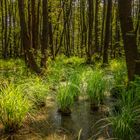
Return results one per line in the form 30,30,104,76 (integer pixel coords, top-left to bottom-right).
0,0,140,139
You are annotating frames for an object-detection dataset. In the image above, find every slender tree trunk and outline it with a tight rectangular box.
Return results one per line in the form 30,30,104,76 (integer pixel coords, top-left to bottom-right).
31,0,38,52
87,0,94,63
41,0,49,68
100,0,106,57
103,0,112,64
18,0,41,73
95,0,100,53
4,0,8,58
118,0,139,80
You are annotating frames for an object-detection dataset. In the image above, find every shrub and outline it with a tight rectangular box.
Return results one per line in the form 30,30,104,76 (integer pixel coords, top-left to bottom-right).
0,83,31,133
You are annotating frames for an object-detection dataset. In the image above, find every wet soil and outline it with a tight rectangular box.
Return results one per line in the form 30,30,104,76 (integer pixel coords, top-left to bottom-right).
0,96,108,140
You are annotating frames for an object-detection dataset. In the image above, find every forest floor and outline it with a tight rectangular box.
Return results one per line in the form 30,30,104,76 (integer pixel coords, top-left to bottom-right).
1,96,107,140
0,56,134,140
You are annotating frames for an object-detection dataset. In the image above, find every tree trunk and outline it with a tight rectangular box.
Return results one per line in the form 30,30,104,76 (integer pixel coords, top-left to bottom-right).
87,0,94,63
103,0,112,64
18,0,41,73
118,0,139,80
41,0,49,68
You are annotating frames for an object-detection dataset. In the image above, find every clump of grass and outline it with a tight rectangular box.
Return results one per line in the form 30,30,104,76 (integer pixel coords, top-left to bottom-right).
105,97,140,140
57,84,74,115
64,56,85,66
86,69,106,111
130,76,140,101
68,70,82,100
22,77,49,107
106,106,140,140
0,83,31,133
47,56,67,84
97,87,140,140
110,59,127,86
110,83,140,139
0,59,27,83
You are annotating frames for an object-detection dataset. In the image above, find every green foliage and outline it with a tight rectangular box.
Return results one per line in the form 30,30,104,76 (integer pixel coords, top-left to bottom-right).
110,59,127,86
0,59,25,70
0,59,27,81
99,86,140,140
47,56,85,87
0,83,31,132
47,55,68,84
68,70,83,99
130,76,140,101
57,84,74,111
64,56,85,66
21,77,49,107
107,106,140,140
86,69,106,105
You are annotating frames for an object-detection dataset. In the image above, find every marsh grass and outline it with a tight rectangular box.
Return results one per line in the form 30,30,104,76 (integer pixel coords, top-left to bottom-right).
1,58,139,139
86,69,106,109
110,85,140,139
108,108,139,140
0,83,31,133
57,84,74,115
21,77,49,107
68,69,83,100
96,86,140,140
110,60,127,86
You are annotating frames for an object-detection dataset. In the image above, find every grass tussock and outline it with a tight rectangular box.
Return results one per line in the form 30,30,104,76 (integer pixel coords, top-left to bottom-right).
86,69,106,108
57,84,75,115
0,83,31,133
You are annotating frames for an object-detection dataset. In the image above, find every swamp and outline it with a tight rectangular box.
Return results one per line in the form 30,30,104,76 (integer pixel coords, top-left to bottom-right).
0,0,140,140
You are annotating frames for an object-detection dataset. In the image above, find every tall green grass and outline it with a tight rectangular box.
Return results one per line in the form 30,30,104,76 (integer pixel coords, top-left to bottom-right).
97,82,140,140
0,83,31,132
68,70,82,100
57,84,74,115
106,106,140,140
86,69,106,109
21,77,49,107
47,56,85,85
110,59,127,86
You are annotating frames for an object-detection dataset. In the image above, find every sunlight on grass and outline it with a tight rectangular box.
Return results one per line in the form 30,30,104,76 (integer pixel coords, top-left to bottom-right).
110,59,127,86
21,77,49,107
57,83,74,114
0,83,32,132
86,69,107,110
0,57,139,139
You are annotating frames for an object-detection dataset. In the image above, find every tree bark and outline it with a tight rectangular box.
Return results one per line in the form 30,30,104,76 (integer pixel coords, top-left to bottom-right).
87,0,94,63
118,0,139,81
18,0,41,73
103,0,112,64
41,0,49,68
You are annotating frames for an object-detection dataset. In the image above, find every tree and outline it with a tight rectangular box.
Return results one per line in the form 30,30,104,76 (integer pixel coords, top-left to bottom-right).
41,0,49,68
87,0,94,63
103,0,112,64
118,0,139,81
95,0,100,53
18,0,41,73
